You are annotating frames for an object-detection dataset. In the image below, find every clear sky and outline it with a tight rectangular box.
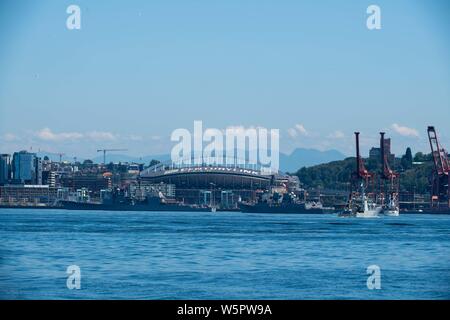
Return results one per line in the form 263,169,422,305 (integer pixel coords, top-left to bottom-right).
0,0,449,159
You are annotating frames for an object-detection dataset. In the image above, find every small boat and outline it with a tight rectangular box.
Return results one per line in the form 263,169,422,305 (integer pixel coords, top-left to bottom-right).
383,209,400,216
356,197,381,218
340,183,381,218
382,194,400,217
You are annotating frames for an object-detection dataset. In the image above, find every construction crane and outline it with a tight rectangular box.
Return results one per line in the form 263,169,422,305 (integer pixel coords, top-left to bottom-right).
97,149,128,164
427,126,450,208
58,153,65,163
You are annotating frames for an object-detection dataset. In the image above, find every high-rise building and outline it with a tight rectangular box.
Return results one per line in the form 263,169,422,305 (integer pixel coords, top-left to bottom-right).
369,138,395,165
12,151,42,185
0,154,11,185
42,170,56,187
35,157,42,185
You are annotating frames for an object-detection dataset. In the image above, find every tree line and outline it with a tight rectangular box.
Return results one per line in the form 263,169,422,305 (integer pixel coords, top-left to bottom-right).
294,149,437,194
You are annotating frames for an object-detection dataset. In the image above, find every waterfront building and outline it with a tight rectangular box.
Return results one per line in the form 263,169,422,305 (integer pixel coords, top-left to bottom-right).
369,138,395,165
60,173,111,196
0,154,10,185
140,161,287,206
42,170,57,187
0,184,57,205
11,151,42,185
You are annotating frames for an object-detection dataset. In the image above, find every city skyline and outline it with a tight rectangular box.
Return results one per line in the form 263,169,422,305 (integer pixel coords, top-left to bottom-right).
1,1,450,303
1,0,450,158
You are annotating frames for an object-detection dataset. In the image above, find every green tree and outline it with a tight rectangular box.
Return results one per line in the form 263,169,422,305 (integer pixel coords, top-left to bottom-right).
414,152,431,162
149,159,161,167
401,148,413,170
82,159,93,167
106,162,114,171
295,155,433,195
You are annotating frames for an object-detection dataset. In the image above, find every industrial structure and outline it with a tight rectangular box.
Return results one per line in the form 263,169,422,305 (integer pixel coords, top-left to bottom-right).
139,160,294,208
1,127,449,213
379,132,400,211
346,131,400,216
427,126,450,210
351,132,375,193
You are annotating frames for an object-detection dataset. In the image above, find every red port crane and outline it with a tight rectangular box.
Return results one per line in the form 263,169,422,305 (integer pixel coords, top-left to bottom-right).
379,132,399,185
353,132,375,185
427,126,450,208
379,132,399,207
347,132,376,210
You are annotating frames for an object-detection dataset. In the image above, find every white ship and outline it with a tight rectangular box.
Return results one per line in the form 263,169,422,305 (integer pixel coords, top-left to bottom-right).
340,183,381,218
382,194,400,217
355,196,381,218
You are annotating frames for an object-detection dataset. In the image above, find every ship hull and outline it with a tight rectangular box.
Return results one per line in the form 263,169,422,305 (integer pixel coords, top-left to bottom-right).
240,203,327,214
59,200,212,212
400,209,450,215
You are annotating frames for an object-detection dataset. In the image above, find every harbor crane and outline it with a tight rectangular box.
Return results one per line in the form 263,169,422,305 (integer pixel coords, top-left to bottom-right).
427,126,450,209
344,132,377,216
353,132,375,187
379,132,399,209
349,132,376,200
97,149,128,164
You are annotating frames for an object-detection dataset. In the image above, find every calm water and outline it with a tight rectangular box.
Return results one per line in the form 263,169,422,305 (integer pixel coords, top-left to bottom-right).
0,209,449,300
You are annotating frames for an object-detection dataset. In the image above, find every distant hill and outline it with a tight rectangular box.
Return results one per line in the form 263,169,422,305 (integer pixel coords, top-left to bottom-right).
295,155,434,194
280,148,346,173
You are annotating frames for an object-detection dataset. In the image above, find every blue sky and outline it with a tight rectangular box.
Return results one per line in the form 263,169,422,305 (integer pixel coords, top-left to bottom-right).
0,0,449,158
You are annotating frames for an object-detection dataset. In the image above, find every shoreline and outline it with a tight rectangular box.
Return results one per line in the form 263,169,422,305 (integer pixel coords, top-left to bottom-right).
1,205,450,215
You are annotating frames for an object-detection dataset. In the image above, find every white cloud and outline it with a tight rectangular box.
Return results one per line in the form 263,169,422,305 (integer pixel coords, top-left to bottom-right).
36,128,84,141
391,123,419,138
1,133,19,142
287,124,308,138
85,131,117,141
327,130,345,139
287,128,298,138
128,134,143,141
35,128,118,142
294,124,308,136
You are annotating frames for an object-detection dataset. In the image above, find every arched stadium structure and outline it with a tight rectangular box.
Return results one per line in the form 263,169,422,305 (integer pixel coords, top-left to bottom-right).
139,159,289,208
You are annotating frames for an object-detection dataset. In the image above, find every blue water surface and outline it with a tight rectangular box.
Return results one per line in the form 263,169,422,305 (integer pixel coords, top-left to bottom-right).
0,209,449,300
